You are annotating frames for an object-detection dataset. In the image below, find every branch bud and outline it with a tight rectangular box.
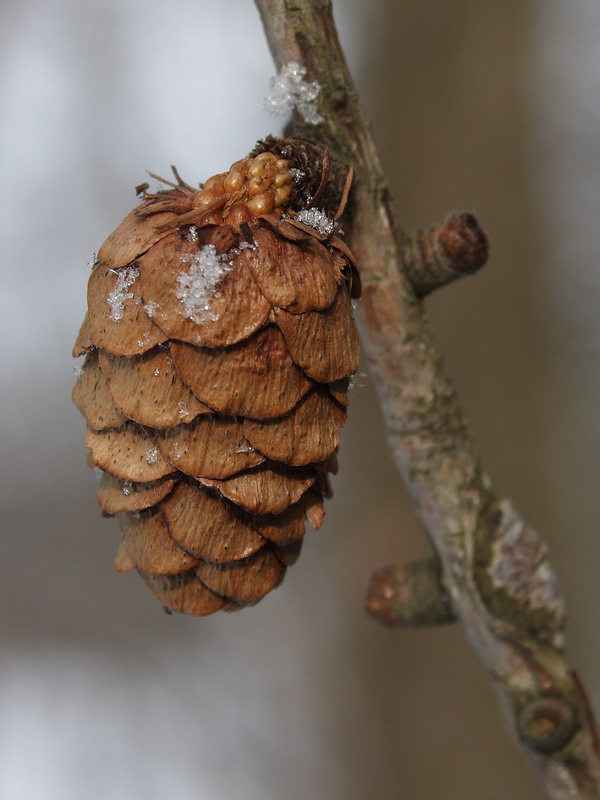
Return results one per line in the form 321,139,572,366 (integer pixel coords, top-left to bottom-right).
402,211,489,296
518,696,579,753
366,558,456,627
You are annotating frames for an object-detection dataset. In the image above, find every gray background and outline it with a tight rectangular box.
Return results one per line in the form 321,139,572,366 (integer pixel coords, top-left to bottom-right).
2,1,599,798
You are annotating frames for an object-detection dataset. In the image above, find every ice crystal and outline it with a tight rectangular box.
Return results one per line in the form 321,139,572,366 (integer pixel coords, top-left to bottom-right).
87,252,98,270
122,481,133,496
349,372,366,391
264,61,323,125
107,266,139,322
176,245,231,324
171,442,182,461
143,301,158,318
297,208,335,236
290,168,305,183
178,401,189,418
187,225,199,243
224,240,258,266
235,443,255,454
144,449,159,465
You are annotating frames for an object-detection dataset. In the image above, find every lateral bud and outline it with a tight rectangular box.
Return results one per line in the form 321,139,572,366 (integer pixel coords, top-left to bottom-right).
402,211,489,296
366,557,456,627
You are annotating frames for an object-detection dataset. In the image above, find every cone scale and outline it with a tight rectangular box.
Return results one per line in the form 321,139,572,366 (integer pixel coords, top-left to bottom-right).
73,146,360,615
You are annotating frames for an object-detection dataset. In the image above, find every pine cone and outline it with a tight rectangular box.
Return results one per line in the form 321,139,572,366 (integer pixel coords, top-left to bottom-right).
72,147,360,615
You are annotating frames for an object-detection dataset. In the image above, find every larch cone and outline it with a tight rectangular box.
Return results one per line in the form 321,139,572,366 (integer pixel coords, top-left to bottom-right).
72,144,360,615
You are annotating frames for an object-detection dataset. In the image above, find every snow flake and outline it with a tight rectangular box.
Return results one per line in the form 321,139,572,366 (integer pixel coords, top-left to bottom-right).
144,449,159,465
235,443,255,454
264,61,323,125
107,266,139,322
143,301,158,318
224,239,258,266
176,244,232,324
297,208,335,236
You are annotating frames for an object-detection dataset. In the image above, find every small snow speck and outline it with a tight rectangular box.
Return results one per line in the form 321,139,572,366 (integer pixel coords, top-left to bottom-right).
225,240,258,267
143,301,158,318
107,266,139,322
297,208,335,236
236,442,255,454
178,401,189,418
237,240,258,252
153,368,160,376
264,61,323,125
176,244,232,324
144,449,159,465
122,481,133,496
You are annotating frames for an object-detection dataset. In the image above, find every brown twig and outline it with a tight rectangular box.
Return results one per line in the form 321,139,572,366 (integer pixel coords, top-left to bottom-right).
255,1,600,797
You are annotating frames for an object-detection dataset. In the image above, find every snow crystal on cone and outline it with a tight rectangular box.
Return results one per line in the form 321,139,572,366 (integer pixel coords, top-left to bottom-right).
107,266,139,322
176,245,232,323
297,208,335,236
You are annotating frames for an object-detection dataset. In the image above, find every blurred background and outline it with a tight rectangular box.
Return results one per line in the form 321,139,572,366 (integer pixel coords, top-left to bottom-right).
1,0,599,797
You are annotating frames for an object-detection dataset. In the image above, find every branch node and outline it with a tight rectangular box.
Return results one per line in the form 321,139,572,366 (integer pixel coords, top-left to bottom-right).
402,211,489,296
366,558,456,628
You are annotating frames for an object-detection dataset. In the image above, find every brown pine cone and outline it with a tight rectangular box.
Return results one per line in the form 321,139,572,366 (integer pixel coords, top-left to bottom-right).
72,147,360,616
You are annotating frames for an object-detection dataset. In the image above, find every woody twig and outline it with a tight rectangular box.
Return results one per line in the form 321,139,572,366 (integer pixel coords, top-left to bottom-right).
255,1,600,796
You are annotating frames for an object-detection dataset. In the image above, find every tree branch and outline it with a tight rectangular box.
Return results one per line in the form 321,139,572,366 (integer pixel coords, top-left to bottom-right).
255,1,600,797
